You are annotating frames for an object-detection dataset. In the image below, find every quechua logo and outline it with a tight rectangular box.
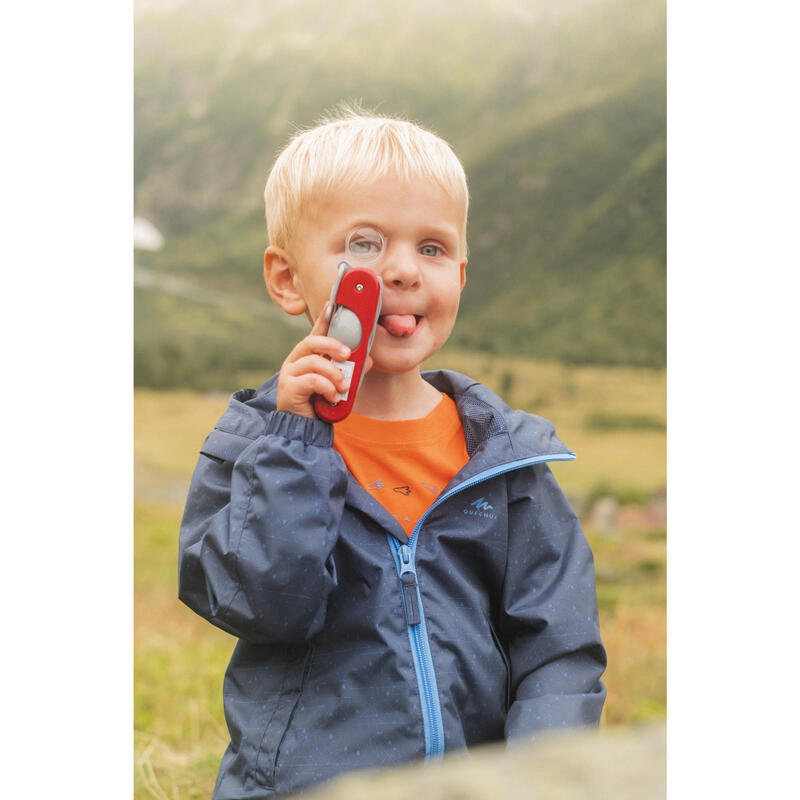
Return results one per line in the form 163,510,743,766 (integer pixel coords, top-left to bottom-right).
464,497,497,519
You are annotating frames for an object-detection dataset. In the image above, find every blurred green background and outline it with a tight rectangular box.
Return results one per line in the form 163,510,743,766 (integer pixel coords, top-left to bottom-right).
135,0,665,389
134,1,665,797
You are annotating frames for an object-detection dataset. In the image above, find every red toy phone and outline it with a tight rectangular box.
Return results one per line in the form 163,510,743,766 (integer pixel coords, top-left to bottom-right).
313,261,383,423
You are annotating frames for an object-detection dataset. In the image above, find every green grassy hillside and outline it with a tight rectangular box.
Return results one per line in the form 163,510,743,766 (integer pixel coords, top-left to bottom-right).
134,0,665,389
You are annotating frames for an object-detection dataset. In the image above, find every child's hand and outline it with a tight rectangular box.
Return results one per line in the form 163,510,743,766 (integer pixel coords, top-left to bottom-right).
277,303,354,419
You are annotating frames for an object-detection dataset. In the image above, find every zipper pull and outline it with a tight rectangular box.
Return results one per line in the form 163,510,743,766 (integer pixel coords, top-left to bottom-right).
398,544,414,574
398,544,421,625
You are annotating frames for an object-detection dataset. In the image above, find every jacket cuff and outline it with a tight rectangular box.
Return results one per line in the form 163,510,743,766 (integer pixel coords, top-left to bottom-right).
264,410,334,447
505,685,606,744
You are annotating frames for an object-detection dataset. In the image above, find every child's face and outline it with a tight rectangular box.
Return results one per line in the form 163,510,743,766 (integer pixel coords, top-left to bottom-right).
284,174,467,376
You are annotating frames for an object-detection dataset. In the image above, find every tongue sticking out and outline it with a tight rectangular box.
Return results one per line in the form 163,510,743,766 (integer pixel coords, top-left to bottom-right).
379,314,417,337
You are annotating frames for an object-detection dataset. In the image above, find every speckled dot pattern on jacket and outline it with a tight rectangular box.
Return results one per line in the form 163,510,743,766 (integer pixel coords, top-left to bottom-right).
178,370,606,799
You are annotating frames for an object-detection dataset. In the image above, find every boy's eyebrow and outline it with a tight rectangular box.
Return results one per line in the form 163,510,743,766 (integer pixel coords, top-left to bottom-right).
420,224,460,243
337,218,385,233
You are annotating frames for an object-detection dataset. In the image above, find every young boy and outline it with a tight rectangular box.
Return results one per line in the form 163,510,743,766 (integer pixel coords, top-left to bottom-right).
179,110,606,799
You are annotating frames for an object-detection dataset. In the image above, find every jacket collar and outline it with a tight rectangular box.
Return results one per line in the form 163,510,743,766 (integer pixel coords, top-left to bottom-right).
221,370,573,545
228,369,571,461
225,369,573,463
422,369,573,461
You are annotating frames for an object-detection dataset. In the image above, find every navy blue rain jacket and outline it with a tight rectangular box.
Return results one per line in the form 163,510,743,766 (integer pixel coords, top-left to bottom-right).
178,370,606,798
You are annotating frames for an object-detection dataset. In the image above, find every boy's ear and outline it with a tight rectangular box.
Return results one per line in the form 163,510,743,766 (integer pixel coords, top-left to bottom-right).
264,246,308,316
459,259,467,290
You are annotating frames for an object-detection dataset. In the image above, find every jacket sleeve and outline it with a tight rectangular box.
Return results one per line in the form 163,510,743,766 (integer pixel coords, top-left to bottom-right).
500,463,607,742
178,409,348,644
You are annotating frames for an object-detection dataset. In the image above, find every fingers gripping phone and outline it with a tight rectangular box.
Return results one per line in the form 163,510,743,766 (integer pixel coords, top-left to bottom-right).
313,261,383,423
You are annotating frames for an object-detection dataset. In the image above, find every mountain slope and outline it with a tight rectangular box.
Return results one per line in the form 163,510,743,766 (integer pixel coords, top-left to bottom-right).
134,0,665,388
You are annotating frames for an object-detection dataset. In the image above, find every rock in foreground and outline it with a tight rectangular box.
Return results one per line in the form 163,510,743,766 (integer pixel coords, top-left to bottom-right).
296,723,665,799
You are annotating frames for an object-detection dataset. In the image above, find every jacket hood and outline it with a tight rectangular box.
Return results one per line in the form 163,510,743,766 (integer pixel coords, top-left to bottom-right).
213,369,574,462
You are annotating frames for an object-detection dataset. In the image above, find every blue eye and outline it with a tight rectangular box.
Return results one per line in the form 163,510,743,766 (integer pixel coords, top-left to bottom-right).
350,239,380,254
419,244,442,257
346,226,386,263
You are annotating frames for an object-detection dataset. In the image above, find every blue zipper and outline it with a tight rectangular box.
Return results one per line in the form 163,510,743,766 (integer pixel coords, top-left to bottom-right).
387,450,576,758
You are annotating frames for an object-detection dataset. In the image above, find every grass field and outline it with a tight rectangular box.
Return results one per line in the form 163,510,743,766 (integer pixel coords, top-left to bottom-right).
134,353,665,799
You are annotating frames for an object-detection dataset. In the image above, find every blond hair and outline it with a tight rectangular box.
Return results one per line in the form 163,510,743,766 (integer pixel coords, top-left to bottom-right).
264,106,469,256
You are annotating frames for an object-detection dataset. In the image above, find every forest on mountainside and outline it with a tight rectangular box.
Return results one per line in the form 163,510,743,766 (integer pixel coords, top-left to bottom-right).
134,0,665,389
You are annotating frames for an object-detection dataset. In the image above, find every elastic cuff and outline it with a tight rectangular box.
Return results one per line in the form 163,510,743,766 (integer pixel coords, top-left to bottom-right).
264,410,334,447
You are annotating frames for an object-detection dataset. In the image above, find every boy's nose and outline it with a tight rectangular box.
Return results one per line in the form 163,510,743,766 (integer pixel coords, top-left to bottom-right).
379,246,421,289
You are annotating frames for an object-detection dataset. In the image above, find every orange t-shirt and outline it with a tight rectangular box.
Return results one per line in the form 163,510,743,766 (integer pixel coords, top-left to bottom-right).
333,393,470,538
